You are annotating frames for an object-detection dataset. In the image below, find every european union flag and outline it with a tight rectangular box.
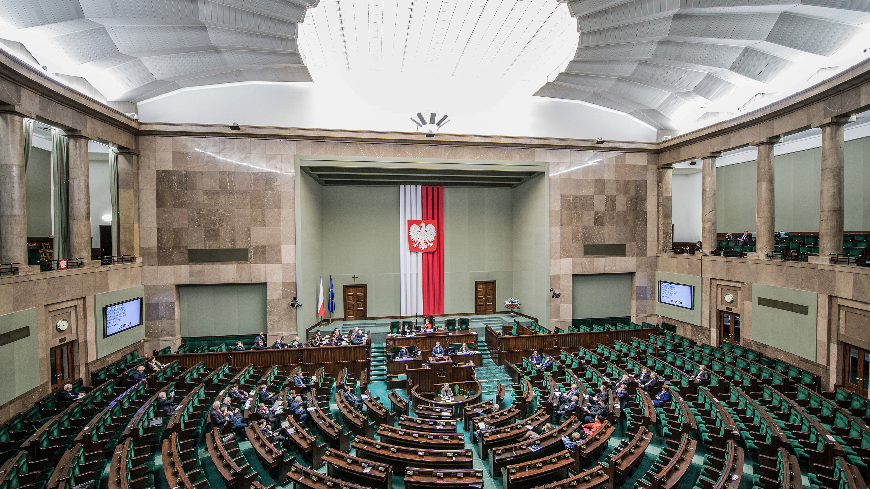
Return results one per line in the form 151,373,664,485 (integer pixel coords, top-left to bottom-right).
328,276,335,314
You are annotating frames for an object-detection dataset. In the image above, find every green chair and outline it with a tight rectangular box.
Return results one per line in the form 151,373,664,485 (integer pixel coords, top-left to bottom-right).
459,318,470,330
390,321,401,334
445,319,456,331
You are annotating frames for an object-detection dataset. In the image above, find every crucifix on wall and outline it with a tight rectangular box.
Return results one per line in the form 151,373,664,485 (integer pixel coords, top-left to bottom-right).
352,275,359,284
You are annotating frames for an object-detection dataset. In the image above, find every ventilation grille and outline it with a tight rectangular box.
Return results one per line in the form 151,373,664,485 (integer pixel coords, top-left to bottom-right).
757,297,808,315
188,248,250,263
584,244,627,256
0,326,30,347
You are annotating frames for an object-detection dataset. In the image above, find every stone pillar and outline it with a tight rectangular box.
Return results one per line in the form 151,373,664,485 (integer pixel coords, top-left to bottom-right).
117,149,140,257
0,108,27,265
755,137,781,258
702,152,721,254
66,133,91,261
818,116,852,258
658,164,673,252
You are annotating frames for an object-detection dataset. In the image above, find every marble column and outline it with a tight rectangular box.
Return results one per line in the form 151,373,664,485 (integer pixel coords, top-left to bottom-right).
117,149,139,257
658,164,673,252
66,133,91,261
702,152,721,254
818,116,852,257
0,109,27,265
755,137,780,258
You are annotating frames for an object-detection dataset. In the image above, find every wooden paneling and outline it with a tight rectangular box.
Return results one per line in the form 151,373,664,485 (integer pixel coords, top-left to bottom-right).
485,328,659,365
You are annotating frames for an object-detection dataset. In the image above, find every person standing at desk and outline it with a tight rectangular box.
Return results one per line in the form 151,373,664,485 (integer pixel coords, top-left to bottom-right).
432,341,446,358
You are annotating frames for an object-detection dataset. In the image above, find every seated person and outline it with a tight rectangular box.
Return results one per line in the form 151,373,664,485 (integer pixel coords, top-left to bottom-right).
400,323,414,336
689,364,710,382
253,402,278,425
635,367,651,385
538,355,553,370
458,343,471,354
130,365,148,381
234,341,245,351
255,332,266,345
330,332,345,346
640,372,659,393
350,328,366,345
521,424,541,441
272,336,287,349
258,384,277,405
614,374,632,391
529,351,542,366
289,395,309,423
56,383,83,404
222,396,241,417
209,401,228,429
252,340,266,350
738,231,751,245
344,390,364,411
293,373,311,394
221,405,248,436
583,415,606,435
156,391,177,413
145,357,164,373
562,431,584,451
652,385,671,407
584,399,610,424
310,331,324,346
422,318,434,332
257,419,286,446
289,336,303,348
594,385,610,404
555,384,580,407
432,341,446,357
397,346,411,358
473,421,494,443
616,384,630,410
440,384,454,401
228,383,247,401
554,396,578,422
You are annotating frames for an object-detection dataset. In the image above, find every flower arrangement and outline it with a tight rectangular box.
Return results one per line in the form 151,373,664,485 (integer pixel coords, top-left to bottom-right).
504,298,520,309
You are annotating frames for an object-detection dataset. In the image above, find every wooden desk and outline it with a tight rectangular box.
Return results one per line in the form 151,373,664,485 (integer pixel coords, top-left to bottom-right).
397,415,457,433
502,450,573,489
245,423,293,485
387,357,425,376
478,409,549,459
386,332,479,356
489,417,583,474
351,436,473,474
280,416,325,469
404,468,485,489
406,360,476,394
322,448,392,489
376,425,466,450
285,463,369,489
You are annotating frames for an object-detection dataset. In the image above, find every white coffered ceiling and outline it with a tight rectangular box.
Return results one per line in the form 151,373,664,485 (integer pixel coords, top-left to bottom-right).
536,0,870,131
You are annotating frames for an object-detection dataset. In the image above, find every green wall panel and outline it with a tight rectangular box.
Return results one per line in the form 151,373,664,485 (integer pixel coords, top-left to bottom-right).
751,283,817,361
0,308,39,406
716,160,757,233
94,286,145,359
179,284,266,338
572,274,632,319
512,175,549,326
655,272,702,326
322,186,400,318
26,147,52,237
296,171,323,329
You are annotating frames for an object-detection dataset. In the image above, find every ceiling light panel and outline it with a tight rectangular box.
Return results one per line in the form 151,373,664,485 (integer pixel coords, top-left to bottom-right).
540,0,870,131
297,0,576,80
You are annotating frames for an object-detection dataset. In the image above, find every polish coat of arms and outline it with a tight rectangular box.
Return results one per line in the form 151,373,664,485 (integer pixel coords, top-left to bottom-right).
408,220,437,252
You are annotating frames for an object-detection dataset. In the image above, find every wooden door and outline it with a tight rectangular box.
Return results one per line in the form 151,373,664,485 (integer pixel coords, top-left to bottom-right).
843,344,870,395
719,311,741,344
344,284,367,321
475,281,496,314
50,341,76,391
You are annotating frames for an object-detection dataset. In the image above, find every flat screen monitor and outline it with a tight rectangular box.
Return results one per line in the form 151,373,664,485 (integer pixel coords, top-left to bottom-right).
658,281,694,310
104,297,143,337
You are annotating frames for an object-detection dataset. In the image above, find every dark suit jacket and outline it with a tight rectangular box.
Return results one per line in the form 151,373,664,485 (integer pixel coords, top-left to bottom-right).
210,409,227,427
258,390,276,404
130,372,147,381
157,397,175,412
695,369,710,381
616,390,630,409
57,390,78,403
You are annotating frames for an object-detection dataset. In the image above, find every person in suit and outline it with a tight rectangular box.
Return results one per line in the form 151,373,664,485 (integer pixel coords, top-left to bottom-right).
145,357,164,373
584,399,610,423
56,383,82,404
615,375,632,391
130,365,148,381
555,396,579,422
258,384,277,405
653,385,672,407
253,403,278,425
255,332,266,345
738,231,751,245
209,401,227,430
473,421,495,443
635,367,651,386
400,323,413,336
252,340,265,350
538,355,553,370
349,328,365,345
344,390,363,411
594,385,610,404
432,341,446,357
293,373,311,395
563,431,584,451
272,336,287,349
228,383,247,401
397,346,411,358
556,384,579,407
235,341,245,351
616,384,630,410
529,351,542,366
310,331,323,346
330,332,345,346
257,419,285,445
221,405,248,436
640,372,659,393
289,395,309,423
690,364,710,382
156,391,176,413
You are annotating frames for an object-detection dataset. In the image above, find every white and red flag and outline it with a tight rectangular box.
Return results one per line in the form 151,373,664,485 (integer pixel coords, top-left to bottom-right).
400,186,444,316
317,277,325,317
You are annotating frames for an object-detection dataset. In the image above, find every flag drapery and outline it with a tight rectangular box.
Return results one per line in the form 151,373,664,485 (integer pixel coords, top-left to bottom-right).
328,276,335,314
317,277,325,317
400,185,444,316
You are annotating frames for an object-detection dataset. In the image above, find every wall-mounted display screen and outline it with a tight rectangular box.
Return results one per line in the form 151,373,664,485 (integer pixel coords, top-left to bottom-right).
105,298,142,337
659,281,694,310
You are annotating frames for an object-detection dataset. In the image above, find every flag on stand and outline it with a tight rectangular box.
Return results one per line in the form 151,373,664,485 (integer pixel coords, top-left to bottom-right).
317,277,325,317
328,276,335,314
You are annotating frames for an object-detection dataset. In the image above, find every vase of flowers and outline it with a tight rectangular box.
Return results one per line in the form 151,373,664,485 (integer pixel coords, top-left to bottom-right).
505,298,520,317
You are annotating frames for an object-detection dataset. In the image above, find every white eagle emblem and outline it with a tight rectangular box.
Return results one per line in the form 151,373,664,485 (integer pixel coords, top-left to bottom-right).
409,222,437,250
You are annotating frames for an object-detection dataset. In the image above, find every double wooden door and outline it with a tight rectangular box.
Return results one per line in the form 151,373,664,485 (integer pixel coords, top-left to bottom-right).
719,311,741,344
50,341,76,391
344,284,367,321
843,344,870,395
475,281,496,314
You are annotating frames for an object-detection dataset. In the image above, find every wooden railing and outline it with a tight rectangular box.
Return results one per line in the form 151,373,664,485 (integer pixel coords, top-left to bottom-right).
486,327,659,366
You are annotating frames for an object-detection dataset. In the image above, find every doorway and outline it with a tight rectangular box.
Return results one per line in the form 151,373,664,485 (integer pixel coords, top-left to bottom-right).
50,341,76,391
475,281,496,314
843,344,870,395
344,284,367,321
719,311,741,344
